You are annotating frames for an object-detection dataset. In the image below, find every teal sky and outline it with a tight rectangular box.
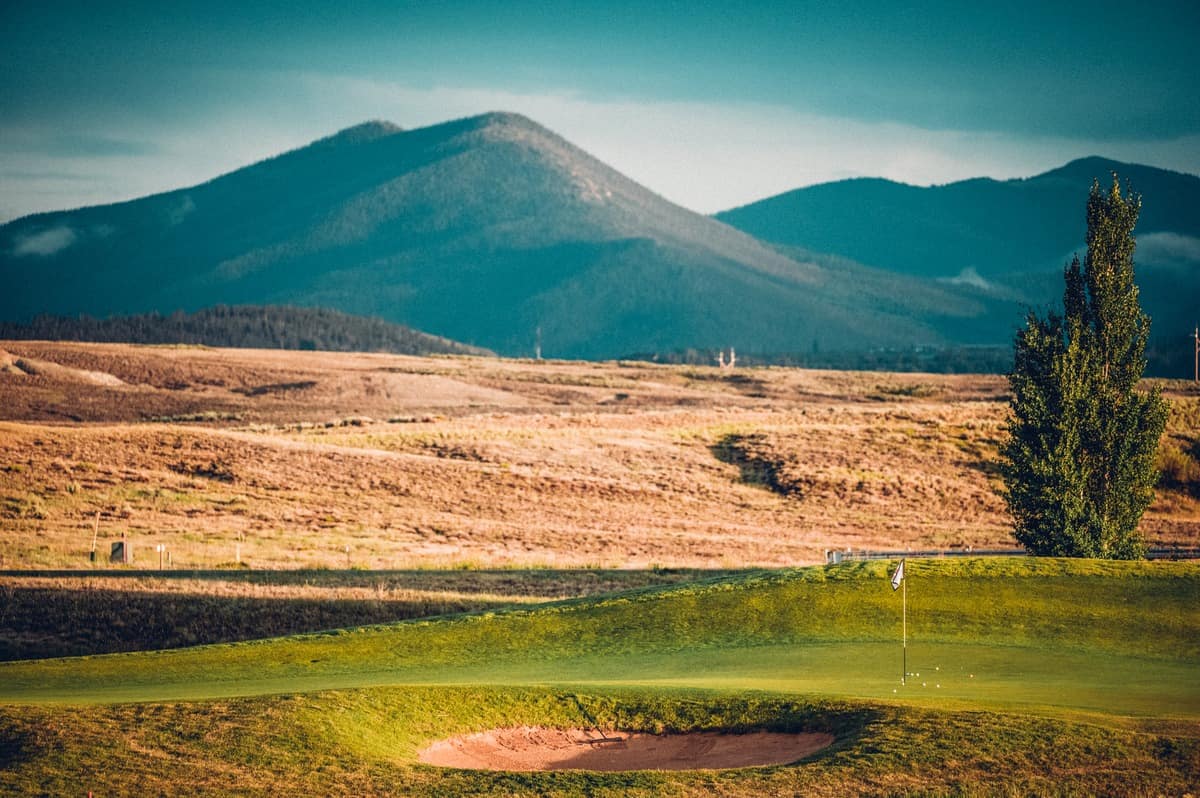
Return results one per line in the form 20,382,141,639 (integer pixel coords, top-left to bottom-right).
2,0,1198,222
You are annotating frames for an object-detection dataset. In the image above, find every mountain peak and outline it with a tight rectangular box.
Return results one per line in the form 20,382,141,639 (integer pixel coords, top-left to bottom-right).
1035,155,1180,185
1041,155,1126,180
317,120,403,146
471,111,540,130
1062,155,1123,170
448,111,559,143
412,111,552,149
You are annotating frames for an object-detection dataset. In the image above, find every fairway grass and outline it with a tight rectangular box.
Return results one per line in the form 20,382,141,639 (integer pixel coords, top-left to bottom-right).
2,558,1198,794
3,641,1195,721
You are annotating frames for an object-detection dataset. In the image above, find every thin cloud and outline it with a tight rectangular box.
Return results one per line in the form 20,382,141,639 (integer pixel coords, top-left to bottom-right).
1138,232,1200,265
940,267,995,292
0,169,97,182
6,132,160,158
166,195,196,226
12,226,76,256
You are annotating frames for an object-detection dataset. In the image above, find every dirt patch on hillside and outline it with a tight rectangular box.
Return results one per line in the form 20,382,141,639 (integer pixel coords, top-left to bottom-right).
418,726,834,771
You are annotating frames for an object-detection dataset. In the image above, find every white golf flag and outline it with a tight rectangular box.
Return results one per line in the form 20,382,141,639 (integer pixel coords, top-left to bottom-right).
891,559,905,591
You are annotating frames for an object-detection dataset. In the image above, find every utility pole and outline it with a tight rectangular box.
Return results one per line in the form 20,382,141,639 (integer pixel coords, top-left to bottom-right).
1193,326,1198,383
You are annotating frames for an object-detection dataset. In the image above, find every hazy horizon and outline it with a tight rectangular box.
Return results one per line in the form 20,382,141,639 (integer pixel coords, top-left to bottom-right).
2,0,1198,223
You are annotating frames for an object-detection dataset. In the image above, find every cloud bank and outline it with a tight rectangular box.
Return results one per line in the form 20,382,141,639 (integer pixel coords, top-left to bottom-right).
1138,232,1200,265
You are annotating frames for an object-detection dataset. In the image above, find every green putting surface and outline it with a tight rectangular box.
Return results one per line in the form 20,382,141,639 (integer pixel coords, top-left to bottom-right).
4,641,1194,719
2,558,1196,720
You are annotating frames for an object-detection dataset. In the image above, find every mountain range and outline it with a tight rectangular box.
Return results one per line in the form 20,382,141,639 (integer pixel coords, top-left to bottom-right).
716,157,1200,281
716,157,1200,373
2,113,1196,372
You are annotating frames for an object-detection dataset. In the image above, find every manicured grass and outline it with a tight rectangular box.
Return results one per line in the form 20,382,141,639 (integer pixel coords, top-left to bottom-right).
1,558,1197,794
1,558,1195,715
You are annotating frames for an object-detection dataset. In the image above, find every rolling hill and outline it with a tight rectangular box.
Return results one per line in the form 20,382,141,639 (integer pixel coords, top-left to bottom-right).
0,304,491,356
0,113,1001,360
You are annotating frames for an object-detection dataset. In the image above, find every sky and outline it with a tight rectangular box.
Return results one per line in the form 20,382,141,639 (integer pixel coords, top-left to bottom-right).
2,0,1198,223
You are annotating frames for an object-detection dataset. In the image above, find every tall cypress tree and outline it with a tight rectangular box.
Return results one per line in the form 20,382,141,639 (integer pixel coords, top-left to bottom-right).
1000,177,1168,558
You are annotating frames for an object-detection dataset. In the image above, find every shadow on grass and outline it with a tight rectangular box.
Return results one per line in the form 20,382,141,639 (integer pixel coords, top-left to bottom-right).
961,457,1004,478
563,690,876,747
710,433,800,497
0,587,523,661
0,567,752,593
0,568,757,661
0,724,32,772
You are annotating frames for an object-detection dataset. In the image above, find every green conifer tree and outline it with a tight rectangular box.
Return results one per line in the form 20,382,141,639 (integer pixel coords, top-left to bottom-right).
1000,177,1168,558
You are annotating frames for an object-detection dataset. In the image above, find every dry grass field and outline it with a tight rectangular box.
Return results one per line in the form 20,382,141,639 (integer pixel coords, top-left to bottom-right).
1,340,1197,575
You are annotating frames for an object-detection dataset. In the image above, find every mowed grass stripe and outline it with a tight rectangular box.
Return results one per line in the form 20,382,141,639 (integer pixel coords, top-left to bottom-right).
1,558,1196,717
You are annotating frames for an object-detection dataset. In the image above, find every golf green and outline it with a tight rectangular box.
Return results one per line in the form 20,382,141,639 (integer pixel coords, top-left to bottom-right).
2,558,1195,720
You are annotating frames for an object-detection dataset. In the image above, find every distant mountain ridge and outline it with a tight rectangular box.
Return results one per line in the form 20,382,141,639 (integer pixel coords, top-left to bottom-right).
715,157,1200,280
716,157,1200,377
0,305,492,356
0,112,997,360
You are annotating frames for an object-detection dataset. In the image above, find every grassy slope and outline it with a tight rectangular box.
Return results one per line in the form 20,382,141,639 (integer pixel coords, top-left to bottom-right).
1,558,1198,795
1,559,1195,711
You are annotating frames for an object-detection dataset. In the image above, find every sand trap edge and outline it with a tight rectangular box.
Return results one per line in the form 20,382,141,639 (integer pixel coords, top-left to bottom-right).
418,726,836,772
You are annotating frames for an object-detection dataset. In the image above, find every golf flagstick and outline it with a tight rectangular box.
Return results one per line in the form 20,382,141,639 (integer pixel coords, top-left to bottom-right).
891,559,906,685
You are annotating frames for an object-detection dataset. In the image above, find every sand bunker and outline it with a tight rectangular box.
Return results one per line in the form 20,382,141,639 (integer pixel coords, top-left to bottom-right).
419,726,834,771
